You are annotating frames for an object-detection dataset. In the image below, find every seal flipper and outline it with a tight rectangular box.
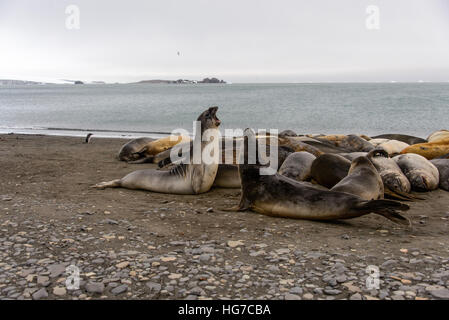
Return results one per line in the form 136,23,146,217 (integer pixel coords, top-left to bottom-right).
128,156,154,164
224,195,251,212
384,187,424,201
354,199,411,226
91,179,121,189
130,146,149,160
191,165,205,194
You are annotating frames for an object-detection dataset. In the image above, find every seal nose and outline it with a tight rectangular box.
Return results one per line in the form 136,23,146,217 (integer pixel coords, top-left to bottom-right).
215,119,221,126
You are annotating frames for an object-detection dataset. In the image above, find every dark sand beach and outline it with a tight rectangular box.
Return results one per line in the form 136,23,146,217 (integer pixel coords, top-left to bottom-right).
1,133,449,300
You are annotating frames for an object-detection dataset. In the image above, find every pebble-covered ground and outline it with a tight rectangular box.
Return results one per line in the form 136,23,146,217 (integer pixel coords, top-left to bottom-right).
1,134,449,300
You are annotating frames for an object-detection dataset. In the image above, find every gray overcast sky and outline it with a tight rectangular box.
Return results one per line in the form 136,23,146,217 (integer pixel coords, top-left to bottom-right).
0,0,448,83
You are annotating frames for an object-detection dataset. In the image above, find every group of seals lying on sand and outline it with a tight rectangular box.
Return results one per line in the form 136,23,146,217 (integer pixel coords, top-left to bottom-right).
231,129,410,226
92,108,449,227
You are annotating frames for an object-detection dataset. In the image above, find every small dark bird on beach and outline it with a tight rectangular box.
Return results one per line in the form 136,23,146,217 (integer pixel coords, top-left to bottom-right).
85,133,93,144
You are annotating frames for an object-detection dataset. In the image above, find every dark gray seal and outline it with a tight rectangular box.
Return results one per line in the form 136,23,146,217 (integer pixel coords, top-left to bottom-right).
118,137,155,162
331,156,384,201
233,130,410,226
430,159,449,191
310,154,351,188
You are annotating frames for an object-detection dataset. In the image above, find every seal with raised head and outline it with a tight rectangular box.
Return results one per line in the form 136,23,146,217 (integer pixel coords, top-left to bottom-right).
393,153,439,192
331,156,384,201
93,107,221,194
278,151,316,181
310,154,351,188
232,130,410,226
430,159,449,191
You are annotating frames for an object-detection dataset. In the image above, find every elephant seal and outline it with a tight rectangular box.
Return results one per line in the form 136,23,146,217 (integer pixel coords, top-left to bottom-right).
334,135,374,152
369,138,389,147
279,136,324,157
366,149,416,200
118,137,156,161
331,156,384,201
427,130,449,143
118,135,190,162
371,134,427,145
310,154,351,188
93,107,221,194
278,152,316,181
393,154,439,192
430,159,449,191
213,164,240,188
375,140,409,156
280,136,349,155
279,129,297,137
214,141,292,189
311,134,347,142
400,140,449,160
233,130,410,226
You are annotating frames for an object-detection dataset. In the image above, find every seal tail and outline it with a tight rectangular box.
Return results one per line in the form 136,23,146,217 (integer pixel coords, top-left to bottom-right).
354,199,411,226
384,188,424,201
91,179,121,189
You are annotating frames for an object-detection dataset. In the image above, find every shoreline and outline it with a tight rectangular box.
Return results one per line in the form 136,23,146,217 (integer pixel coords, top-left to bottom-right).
0,127,172,140
0,127,431,140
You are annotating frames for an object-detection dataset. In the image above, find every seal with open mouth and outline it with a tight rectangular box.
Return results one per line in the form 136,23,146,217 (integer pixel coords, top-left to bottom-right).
92,107,221,194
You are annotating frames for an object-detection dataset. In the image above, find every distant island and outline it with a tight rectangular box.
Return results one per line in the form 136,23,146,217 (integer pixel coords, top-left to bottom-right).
0,77,226,86
135,77,226,84
0,79,49,86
